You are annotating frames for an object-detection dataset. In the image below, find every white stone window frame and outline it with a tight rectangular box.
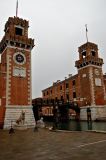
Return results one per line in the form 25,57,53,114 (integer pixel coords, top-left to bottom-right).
13,66,26,77
95,78,102,86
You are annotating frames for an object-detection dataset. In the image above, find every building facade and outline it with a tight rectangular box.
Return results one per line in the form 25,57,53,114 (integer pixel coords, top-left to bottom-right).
42,42,106,120
0,16,35,129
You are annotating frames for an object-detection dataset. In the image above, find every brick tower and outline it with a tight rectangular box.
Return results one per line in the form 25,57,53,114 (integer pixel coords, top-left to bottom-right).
0,16,35,129
75,42,105,106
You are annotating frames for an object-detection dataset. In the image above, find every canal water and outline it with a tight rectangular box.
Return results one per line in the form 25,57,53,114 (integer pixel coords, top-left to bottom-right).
46,120,106,131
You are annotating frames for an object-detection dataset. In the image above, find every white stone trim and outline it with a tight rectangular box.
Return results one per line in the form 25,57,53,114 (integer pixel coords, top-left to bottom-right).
6,49,11,106
27,81,30,84
9,45,32,51
29,53,32,105
28,97,31,100
27,70,31,73
89,67,95,105
1,46,31,57
8,96,11,99
27,73,30,76
28,77,30,80
8,83,11,87
78,65,102,71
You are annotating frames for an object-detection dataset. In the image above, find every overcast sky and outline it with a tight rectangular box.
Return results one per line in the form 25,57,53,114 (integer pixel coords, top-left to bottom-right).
0,0,106,98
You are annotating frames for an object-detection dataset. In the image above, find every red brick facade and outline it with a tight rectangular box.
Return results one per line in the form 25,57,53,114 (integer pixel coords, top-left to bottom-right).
0,17,34,128
42,42,106,107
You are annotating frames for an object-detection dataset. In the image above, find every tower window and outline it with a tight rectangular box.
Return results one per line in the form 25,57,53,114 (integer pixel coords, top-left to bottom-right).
91,51,96,56
15,27,23,36
72,80,76,86
61,96,63,101
73,92,76,98
60,85,62,90
55,97,58,102
47,99,48,104
66,83,69,88
82,51,86,58
66,94,69,101
10,41,14,46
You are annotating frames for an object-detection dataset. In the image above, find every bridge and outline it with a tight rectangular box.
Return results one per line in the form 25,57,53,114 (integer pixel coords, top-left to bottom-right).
32,98,80,122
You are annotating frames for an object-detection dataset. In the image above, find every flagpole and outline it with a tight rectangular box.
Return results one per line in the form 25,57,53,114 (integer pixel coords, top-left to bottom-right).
16,0,18,17
85,24,88,42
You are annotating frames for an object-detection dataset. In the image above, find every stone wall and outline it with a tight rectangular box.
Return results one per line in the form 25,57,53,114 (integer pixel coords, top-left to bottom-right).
80,105,106,120
3,105,35,129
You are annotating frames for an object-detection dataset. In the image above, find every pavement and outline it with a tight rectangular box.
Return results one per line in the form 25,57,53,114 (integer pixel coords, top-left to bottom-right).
0,128,106,160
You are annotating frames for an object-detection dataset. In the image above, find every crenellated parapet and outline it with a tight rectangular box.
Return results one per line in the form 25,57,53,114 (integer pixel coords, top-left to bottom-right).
78,42,98,53
0,34,34,53
4,17,29,32
75,42,103,69
75,56,103,69
0,16,34,53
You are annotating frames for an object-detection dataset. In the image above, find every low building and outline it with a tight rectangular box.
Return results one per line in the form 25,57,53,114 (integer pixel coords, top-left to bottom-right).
42,42,106,120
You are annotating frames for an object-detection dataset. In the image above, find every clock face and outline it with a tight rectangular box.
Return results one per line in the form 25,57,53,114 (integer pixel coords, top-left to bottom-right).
16,54,24,63
13,52,26,65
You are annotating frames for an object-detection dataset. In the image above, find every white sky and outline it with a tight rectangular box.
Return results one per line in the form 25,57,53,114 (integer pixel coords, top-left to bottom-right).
0,0,106,98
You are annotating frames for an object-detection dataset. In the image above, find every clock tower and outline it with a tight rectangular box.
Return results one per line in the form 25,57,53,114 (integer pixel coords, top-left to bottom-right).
0,16,35,129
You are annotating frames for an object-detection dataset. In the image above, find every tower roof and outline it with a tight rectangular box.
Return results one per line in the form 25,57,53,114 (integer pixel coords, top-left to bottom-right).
78,42,98,53
4,16,29,32
0,16,34,53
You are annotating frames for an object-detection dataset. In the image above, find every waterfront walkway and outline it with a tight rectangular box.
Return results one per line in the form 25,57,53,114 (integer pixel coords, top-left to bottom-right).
0,128,106,160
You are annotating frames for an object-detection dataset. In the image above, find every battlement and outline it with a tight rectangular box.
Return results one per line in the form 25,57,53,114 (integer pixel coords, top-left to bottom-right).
78,42,98,53
0,16,34,53
4,16,29,32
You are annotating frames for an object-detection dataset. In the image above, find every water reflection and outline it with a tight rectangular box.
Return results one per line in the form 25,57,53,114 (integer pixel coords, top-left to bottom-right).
87,121,92,130
47,120,106,131
58,121,82,131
